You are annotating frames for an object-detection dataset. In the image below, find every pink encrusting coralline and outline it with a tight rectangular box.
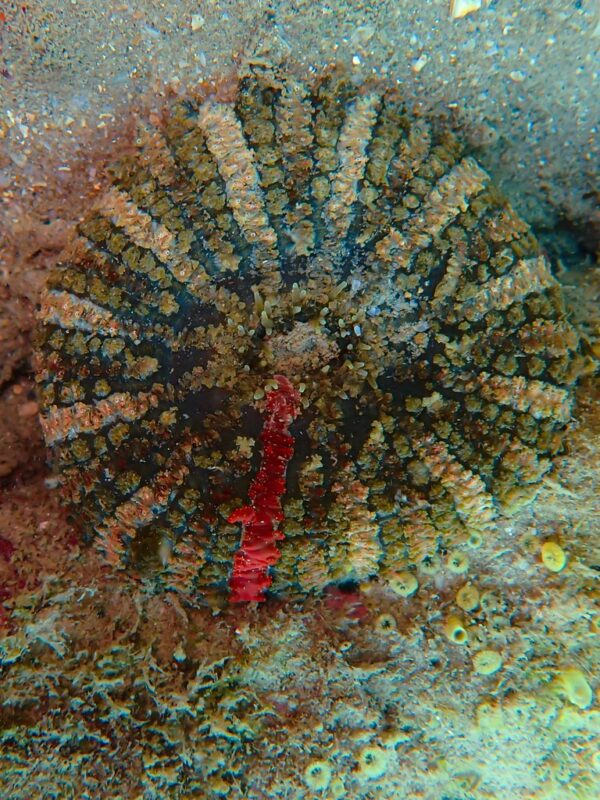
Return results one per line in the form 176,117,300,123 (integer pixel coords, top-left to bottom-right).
227,376,300,602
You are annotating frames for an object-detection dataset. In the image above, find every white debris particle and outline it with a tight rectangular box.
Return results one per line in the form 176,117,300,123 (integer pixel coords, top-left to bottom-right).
509,70,526,83
191,14,205,32
450,0,482,20
412,54,428,73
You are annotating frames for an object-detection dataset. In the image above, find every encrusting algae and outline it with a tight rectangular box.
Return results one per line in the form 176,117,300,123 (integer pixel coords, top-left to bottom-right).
0,62,597,800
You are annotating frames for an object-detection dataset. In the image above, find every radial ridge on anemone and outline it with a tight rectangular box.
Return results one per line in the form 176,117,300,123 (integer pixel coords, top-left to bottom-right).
33,63,588,605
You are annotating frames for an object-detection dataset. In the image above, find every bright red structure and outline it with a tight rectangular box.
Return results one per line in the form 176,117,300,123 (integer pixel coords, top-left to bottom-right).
227,376,301,603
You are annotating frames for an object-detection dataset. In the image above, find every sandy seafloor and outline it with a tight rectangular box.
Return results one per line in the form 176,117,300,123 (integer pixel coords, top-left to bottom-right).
0,2,599,799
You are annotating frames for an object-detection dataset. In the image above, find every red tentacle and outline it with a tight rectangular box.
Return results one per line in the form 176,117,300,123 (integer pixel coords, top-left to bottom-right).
227,375,301,603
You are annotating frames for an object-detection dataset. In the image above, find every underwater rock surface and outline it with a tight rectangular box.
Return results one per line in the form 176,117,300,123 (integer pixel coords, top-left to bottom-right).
33,64,588,605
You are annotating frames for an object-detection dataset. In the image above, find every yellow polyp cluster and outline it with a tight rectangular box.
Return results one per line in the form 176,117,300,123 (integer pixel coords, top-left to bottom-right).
32,62,584,601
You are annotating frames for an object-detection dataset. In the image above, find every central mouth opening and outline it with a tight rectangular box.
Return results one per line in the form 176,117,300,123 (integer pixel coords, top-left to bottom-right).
262,320,341,379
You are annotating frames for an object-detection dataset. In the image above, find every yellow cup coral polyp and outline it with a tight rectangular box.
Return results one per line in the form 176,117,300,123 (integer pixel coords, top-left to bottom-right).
303,759,332,791
387,570,419,597
472,649,503,675
541,540,567,572
444,615,469,645
557,668,593,709
456,583,480,612
356,745,388,781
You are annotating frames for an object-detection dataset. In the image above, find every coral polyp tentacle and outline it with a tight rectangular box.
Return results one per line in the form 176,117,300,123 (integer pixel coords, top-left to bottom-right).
228,375,300,603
